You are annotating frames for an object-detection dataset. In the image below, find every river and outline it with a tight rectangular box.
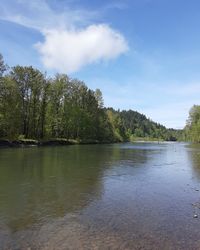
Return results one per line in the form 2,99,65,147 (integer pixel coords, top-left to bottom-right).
0,142,200,249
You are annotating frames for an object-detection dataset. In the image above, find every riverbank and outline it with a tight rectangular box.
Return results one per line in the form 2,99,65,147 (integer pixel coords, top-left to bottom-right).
0,137,179,148
0,138,115,148
130,136,165,142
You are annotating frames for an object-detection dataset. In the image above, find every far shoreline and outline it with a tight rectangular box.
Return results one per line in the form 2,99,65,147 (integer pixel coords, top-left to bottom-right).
0,138,180,149
0,138,115,148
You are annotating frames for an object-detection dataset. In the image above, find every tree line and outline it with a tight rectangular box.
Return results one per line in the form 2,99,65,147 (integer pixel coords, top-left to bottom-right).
0,53,181,142
184,105,200,143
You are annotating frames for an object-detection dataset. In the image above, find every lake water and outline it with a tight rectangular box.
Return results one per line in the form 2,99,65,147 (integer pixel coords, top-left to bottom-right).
0,142,200,249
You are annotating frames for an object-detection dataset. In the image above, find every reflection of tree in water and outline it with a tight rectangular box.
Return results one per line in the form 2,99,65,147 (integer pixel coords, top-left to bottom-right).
0,144,154,249
0,144,150,232
0,145,109,231
186,144,200,179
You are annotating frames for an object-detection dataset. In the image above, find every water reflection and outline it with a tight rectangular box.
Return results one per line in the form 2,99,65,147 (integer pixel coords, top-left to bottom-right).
0,144,151,232
1,143,200,249
0,146,103,230
186,143,200,180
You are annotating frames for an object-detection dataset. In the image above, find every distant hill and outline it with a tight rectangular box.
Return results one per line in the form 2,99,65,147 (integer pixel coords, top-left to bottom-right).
105,108,182,141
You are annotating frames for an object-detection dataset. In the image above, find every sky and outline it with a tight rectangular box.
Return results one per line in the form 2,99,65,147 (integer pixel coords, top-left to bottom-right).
0,0,200,129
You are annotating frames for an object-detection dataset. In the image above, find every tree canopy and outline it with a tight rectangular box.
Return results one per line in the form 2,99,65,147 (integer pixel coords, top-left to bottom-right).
185,105,200,142
0,53,181,142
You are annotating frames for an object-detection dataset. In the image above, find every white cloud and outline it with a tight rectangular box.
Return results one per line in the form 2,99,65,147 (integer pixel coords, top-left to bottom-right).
35,25,128,73
0,0,128,73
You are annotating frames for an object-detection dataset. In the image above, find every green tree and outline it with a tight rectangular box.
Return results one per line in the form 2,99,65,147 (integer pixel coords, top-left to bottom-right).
0,53,7,76
94,89,104,108
11,66,46,138
0,76,21,138
186,105,200,142
0,52,182,143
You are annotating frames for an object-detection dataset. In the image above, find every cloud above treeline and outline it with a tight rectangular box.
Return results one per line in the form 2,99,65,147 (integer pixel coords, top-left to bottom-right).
36,25,128,73
0,0,128,73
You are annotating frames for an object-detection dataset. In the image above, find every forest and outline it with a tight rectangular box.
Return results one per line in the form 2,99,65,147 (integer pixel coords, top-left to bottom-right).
0,53,183,143
184,105,200,143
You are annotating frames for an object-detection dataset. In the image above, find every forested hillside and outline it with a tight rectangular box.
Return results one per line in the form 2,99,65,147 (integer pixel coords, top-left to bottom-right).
105,108,182,141
0,53,181,142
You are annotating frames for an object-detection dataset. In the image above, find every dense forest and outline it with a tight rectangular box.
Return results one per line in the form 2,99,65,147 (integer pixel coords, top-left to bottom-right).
0,53,182,143
184,105,200,143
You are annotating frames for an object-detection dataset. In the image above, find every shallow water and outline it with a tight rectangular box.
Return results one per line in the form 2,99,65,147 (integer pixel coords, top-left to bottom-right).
0,142,200,249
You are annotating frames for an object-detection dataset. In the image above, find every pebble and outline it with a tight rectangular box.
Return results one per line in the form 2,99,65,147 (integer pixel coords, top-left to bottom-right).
193,214,198,218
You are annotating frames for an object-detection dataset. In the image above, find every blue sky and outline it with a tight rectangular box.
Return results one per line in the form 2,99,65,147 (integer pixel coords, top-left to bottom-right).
0,0,200,128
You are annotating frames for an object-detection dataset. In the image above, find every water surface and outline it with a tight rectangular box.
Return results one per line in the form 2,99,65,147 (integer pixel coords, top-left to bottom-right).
0,142,200,249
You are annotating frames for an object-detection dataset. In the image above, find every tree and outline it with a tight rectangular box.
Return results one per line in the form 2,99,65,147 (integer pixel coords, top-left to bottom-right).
0,76,21,138
0,52,182,142
94,89,104,108
11,66,46,138
0,53,7,77
186,105,200,142
46,74,69,138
